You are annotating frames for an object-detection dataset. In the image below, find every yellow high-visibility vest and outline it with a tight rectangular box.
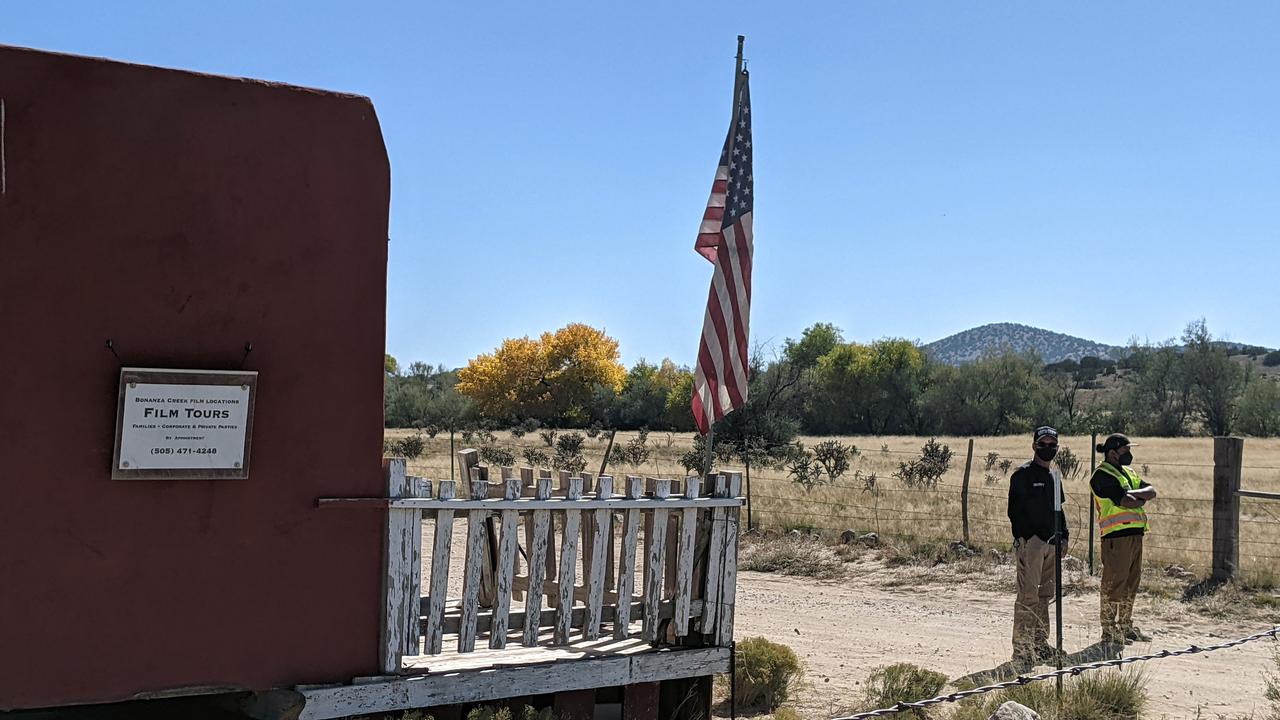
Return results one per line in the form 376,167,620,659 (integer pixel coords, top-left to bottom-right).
1093,462,1150,537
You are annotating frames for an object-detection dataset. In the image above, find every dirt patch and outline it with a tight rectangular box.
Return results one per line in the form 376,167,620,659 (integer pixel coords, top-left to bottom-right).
730,564,1278,719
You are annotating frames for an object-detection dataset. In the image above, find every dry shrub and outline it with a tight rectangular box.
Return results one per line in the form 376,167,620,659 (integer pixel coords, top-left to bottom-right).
740,536,845,579
1265,647,1280,720
734,637,803,712
771,709,803,720
857,663,947,718
951,668,1146,720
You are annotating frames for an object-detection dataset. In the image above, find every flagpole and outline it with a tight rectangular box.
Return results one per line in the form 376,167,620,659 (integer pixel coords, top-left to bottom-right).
705,36,746,478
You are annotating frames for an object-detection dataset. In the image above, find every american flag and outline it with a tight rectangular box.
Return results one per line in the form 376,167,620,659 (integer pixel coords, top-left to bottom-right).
692,69,753,436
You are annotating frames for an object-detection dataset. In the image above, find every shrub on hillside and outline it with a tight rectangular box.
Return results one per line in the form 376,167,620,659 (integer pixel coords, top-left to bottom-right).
733,637,803,711
1265,351,1280,367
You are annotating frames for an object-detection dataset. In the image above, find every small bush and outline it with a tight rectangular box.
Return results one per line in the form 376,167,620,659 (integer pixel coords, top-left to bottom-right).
539,428,557,447
734,637,803,711
1065,668,1146,719
385,434,426,459
951,668,1146,720
552,432,586,473
771,709,803,720
998,458,1014,474
860,663,947,718
813,439,855,480
983,451,1000,471
1265,351,1280,367
894,439,953,489
522,448,550,469
478,445,516,467
1053,446,1080,481
786,448,824,491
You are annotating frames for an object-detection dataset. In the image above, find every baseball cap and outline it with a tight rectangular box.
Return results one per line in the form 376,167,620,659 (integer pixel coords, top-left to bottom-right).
1034,426,1059,443
1098,433,1136,453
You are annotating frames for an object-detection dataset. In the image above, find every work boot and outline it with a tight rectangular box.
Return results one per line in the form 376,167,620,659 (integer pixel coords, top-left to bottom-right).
1124,626,1152,643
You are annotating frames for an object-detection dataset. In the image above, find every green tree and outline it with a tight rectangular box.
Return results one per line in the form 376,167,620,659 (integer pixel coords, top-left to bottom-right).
802,339,932,434
614,359,684,429
783,322,843,371
920,350,1044,435
1238,378,1280,437
1116,343,1191,436
664,370,698,432
1182,319,1246,435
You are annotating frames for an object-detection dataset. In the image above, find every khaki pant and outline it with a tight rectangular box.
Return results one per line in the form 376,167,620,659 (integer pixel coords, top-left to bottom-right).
1013,536,1056,657
1100,533,1144,641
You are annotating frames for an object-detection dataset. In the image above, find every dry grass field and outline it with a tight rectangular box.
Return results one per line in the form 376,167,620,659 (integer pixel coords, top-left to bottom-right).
387,430,1280,582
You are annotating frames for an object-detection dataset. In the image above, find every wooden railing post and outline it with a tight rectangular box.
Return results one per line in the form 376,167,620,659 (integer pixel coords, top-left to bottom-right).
380,458,420,673
424,480,457,655
1212,436,1244,581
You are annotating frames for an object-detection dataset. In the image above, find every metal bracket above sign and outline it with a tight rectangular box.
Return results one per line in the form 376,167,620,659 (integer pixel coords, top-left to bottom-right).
111,368,258,480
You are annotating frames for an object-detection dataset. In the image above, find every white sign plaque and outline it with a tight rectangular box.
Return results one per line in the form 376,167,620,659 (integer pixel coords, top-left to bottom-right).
112,368,258,480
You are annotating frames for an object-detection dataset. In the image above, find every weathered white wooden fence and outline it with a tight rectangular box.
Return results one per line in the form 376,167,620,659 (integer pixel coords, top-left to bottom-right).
320,454,743,674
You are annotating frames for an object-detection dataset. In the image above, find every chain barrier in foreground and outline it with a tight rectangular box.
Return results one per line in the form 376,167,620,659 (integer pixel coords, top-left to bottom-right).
830,625,1280,720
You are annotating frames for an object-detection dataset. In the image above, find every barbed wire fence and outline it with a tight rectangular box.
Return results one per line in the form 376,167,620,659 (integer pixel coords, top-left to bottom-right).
830,624,1280,719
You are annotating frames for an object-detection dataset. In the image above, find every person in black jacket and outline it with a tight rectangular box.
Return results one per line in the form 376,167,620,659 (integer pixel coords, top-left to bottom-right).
1007,426,1069,665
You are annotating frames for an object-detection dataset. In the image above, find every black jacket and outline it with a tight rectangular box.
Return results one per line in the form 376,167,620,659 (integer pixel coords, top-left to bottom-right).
1007,461,1068,543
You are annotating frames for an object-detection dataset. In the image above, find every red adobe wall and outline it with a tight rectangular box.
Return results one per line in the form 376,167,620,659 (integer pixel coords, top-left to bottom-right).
0,46,390,709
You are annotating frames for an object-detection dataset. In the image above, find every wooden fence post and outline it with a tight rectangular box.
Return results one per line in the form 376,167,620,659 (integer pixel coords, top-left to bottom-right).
1212,436,1244,581
960,438,974,544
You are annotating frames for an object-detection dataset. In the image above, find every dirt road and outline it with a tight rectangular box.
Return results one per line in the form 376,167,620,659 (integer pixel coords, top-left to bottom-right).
733,569,1277,719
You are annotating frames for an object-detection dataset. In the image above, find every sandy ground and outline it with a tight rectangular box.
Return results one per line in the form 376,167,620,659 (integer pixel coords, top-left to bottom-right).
731,568,1278,719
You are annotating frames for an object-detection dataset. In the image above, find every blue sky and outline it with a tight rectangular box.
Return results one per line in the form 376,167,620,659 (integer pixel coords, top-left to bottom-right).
8,2,1279,368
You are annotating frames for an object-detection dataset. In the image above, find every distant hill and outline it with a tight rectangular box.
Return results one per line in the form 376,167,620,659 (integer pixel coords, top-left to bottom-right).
924,323,1127,365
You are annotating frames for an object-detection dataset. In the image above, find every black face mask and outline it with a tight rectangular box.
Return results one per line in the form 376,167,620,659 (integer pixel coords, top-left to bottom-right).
1035,446,1058,462
1118,450,1134,466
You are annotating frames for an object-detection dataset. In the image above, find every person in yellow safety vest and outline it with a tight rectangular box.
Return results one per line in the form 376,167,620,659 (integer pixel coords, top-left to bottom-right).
1091,433,1158,647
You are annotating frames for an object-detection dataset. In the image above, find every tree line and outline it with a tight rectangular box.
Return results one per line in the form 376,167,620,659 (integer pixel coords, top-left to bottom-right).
384,319,1280,451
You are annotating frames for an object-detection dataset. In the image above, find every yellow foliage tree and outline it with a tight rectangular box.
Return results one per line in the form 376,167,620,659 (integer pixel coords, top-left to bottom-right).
457,323,626,422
